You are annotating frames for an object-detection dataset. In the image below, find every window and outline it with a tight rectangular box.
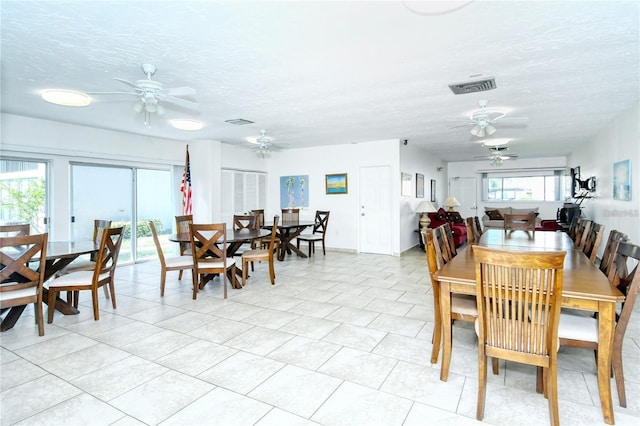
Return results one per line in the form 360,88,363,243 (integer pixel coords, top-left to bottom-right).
0,158,48,233
221,169,266,225
482,171,564,202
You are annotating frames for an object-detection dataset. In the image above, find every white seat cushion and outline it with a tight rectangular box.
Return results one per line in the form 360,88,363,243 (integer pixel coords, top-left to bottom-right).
195,258,236,270
0,285,38,302
452,294,478,317
48,270,110,288
165,255,193,268
558,312,598,343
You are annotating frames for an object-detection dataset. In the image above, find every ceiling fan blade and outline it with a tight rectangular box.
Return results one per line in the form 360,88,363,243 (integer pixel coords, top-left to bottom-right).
87,91,137,95
160,95,200,111
162,86,196,97
113,77,140,89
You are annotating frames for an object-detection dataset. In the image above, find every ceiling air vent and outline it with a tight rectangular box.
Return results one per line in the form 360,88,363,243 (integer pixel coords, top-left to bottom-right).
448,77,496,95
225,118,254,125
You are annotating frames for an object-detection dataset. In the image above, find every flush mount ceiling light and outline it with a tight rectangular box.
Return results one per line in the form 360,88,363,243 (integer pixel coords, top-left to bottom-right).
170,119,203,131
404,1,475,16
479,138,511,147
41,89,91,107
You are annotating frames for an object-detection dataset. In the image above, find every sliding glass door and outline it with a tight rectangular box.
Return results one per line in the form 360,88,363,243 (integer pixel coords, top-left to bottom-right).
71,163,173,263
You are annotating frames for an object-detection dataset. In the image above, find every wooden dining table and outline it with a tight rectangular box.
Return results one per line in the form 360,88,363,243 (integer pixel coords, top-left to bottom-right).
434,229,624,425
262,220,315,261
1,240,99,332
169,228,270,289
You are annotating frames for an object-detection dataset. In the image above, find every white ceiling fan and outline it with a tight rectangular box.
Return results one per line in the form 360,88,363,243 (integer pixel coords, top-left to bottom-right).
90,64,199,125
247,129,281,158
475,146,519,166
450,100,528,137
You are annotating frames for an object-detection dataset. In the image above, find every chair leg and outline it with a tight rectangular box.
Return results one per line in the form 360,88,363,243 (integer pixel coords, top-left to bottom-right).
547,364,560,426
612,337,627,407
191,271,198,299
103,285,110,300
268,259,275,285
242,258,248,287
35,300,44,336
430,321,442,364
178,270,184,280
91,288,100,321
536,366,544,393
108,280,116,309
47,289,57,323
160,272,166,297
476,349,487,420
322,240,326,255
491,357,499,375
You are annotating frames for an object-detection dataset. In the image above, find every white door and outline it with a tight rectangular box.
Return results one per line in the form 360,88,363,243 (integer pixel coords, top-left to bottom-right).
359,166,392,254
448,177,478,219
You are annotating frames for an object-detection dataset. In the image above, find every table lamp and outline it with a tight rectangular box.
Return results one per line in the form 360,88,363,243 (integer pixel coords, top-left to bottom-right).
444,196,461,212
415,200,437,231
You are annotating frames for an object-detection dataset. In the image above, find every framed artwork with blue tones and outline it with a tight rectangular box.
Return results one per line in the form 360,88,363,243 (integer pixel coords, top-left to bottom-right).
613,160,631,201
280,175,309,208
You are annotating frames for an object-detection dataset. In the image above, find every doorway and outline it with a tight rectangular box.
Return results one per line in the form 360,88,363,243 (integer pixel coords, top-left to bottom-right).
359,165,392,255
448,177,478,219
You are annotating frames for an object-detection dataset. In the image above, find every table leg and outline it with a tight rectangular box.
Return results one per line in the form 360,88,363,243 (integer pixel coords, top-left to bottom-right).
277,227,309,260
597,300,615,425
0,306,27,331
439,280,453,382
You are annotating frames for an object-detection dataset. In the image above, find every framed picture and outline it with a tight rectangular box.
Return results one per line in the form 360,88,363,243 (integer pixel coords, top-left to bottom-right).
613,160,631,201
416,173,424,198
401,172,412,197
430,179,436,202
325,173,348,194
280,175,309,208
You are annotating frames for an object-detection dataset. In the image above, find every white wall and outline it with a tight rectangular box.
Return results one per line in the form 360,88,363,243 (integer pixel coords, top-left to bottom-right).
568,103,640,247
399,141,447,252
447,156,568,222
258,139,401,254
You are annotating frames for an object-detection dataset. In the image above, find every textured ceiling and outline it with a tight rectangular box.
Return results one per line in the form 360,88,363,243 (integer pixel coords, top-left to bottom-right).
1,1,638,162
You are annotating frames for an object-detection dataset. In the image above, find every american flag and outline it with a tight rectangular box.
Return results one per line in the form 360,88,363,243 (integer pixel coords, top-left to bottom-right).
180,146,192,215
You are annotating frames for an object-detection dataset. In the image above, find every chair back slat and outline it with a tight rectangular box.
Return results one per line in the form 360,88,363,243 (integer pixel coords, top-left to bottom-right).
582,223,605,263
473,246,566,358
439,223,457,258
0,233,47,294
249,209,265,228
281,208,300,222
465,217,477,245
0,224,30,237
599,230,628,276
312,210,330,234
93,227,124,281
474,216,484,237
233,214,257,231
175,214,193,255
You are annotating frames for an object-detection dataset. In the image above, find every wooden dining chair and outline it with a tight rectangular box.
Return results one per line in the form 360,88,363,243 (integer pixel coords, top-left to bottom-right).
249,209,265,228
581,222,605,264
573,218,592,249
149,221,193,297
440,222,457,258
473,246,566,425
60,219,112,299
190,223,235,300
0,223,30,237
474,216,484,237
242,216,279,287
281,208,300,222
465,217,477,245
598,229,628,277
558,240,640,408
46,226,124,323
424,228,477,365
296,210,330,256
0,233,48,335
503,213,536,235
175,214,193,280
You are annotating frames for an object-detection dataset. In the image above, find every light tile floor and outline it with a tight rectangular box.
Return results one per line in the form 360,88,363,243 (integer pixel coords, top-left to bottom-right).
1,247,639,425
